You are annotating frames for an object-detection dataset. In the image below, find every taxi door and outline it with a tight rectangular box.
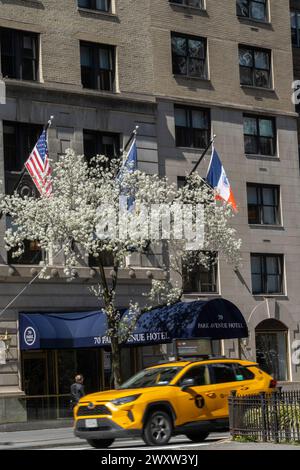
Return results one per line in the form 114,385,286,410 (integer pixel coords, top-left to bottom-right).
173,365,220,426
207,363,242,419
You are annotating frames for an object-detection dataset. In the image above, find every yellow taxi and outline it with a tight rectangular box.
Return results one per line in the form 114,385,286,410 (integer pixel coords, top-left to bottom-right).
73,358,276,448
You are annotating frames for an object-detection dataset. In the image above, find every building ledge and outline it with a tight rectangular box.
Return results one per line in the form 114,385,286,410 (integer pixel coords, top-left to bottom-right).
249,224,284,231
245,154,279,162
237,16,272,28
3,78,156,106
77,7,118,21
169,2,208,16
0,264,165,281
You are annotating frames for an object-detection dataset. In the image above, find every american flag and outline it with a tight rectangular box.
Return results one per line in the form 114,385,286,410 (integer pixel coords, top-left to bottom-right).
25,129,52,197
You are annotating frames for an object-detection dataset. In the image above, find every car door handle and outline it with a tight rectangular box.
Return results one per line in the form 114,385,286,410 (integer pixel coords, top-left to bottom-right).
239,386,249,391
205,392,217,399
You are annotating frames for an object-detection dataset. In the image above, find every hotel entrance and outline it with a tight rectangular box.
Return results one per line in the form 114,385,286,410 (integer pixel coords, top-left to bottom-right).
21,347,136,421
22,349,104,420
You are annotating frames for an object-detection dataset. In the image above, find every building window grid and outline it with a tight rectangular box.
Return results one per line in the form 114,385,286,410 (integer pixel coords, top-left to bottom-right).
243,114,276,156
237,0,268,22
0,28,38,81
78,0,110,12
239,46,271,89
182,254,218,294
80,42,115,91
247,184,280,226
171,33,207,79
251,254,284,295
174,105,210,149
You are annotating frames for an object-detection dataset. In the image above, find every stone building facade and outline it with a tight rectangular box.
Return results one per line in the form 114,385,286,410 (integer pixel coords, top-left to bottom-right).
0,0,299,423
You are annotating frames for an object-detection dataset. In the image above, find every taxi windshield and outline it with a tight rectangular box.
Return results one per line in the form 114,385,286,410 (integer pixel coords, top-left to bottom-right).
120,366,183,389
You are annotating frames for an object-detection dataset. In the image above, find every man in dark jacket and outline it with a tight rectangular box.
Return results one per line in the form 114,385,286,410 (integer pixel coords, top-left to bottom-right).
70,374,85,408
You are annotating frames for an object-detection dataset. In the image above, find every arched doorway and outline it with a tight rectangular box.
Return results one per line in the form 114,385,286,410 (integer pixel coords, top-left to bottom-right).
255,319,289,381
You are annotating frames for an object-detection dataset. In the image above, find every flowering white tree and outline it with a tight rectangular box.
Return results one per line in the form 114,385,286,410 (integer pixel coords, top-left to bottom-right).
0,150,241,387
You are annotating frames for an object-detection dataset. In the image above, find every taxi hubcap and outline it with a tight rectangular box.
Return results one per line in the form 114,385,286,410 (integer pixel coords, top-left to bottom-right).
150,415,170,442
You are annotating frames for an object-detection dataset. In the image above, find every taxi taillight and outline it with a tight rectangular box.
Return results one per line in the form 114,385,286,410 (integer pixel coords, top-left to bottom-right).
269,379,277,388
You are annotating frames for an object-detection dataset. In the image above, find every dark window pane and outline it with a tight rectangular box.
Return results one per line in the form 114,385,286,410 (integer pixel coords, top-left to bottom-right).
0,28,38,81
80,42,114,91
212,364,236,384
237,0,249,17
183,252,217,293
254,69,270,88
188,58,205,77
244,135,258,154
239,48,253,67
251,1,266,21
188,39,205,59
234,364,254,380
251,254,283,294
173,56,187,75
172,36,187,56
240,66,253,85
175,106,209,148
172,34,206,78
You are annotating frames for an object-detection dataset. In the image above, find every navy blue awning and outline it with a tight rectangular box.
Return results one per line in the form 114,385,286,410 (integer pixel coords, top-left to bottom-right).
19,298,248,350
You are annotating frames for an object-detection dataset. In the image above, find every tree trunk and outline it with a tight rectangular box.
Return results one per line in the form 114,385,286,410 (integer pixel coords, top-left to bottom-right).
110,335,122,388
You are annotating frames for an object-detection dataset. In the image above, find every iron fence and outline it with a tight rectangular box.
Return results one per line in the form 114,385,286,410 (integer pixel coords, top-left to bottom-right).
229,390,300,443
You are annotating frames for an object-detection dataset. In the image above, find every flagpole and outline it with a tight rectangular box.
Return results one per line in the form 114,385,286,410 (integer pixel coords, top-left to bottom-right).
14,115,54,194
189,134,216,177
122,125,139,154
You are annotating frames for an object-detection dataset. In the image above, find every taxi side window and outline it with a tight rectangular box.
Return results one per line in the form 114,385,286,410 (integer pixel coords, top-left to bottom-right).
179,366,210,386
233,364,255,381
210,363,237,384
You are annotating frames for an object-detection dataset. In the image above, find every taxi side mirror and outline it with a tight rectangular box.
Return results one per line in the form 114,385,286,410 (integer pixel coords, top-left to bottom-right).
180,378,195,391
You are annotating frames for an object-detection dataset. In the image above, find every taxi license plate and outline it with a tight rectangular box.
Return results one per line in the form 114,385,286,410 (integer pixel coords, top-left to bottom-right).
85,419,97,428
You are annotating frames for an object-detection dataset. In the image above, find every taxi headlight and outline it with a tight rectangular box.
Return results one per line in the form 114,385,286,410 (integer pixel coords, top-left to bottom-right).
111,394,141,406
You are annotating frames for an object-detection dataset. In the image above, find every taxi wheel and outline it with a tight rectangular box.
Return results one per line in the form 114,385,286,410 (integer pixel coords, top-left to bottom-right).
143,410,172,446
185,431,209,442
87,438,115,448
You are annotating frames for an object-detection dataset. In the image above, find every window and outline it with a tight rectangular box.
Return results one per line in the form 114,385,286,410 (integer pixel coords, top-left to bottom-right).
7,240,42,265
233,364,255,381
174,106,209,148
210,363,237,384
239,46,271,88
178,366,210,386
247,184,280,225
291,11,300,47
243,115,276,156
171,33,207,79
88,252,114,267
0,28,38,81
78,0,110,11
83,130,120,161
170,0,204,8
251,254,284,295
237,0,267,22
182,253,218,294
3,121,42,172
80,42,114,91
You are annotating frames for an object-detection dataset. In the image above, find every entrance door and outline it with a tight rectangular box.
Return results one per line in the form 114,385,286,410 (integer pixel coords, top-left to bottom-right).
255,319,289,381
22,348,103,420
22,350,56,420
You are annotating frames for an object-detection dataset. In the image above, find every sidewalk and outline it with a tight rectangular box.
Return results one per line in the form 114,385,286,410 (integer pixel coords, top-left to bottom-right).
0,426,84,450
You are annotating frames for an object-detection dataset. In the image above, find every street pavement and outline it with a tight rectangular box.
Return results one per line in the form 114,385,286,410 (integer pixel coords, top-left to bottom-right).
0,428,299,450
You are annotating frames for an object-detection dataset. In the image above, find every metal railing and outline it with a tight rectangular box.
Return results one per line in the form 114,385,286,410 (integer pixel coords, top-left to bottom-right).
229,390,300,443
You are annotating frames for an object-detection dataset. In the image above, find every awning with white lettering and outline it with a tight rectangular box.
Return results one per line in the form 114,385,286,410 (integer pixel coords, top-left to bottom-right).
19,298,248,350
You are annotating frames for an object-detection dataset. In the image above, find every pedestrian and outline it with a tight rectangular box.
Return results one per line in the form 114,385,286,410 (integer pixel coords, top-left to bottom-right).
70,374,85,409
